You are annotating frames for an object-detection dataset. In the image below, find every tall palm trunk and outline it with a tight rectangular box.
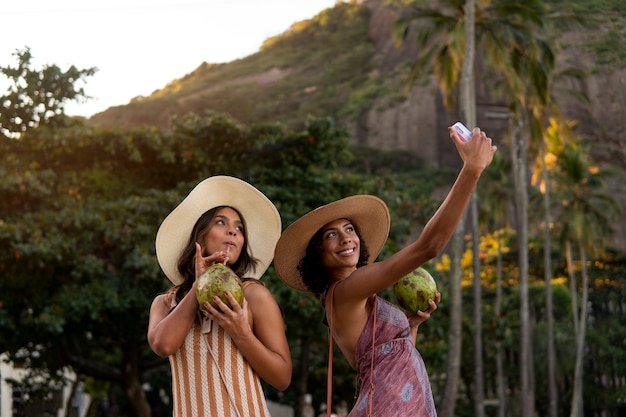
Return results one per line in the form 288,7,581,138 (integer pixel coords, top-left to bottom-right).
541,148,558,417
510,119,534,417
440,219,465,417
495,230,506,417
566,240,579,336
570,247,589,417
441,2,480,416
460,0,485,416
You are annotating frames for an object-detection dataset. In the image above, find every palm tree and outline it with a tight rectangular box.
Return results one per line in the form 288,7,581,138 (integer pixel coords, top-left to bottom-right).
483,7,566,416
394,0,486,414
533,120,561,417
393,2,477,415
393,1,555,415
531,117,581,417
477,150,513,417
551,141,622,417
525,42,588,414
459,3,488,417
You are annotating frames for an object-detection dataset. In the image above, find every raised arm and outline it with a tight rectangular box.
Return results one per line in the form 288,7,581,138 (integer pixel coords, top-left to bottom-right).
343,126,497,298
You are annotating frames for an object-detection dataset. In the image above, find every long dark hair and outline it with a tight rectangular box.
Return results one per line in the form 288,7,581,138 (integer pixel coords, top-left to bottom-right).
297,219,370,298
174,206,258,304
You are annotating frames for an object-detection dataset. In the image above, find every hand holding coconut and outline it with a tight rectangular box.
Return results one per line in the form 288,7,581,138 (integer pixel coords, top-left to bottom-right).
393,267,438,313
193,241,252,340
194,243,244,312
393,267,441,342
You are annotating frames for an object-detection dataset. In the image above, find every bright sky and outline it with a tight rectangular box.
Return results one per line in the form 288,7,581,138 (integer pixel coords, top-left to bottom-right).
2,0,340,118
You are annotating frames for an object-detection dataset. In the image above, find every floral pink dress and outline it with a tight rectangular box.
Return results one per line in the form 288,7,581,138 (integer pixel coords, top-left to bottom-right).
349,296,437,417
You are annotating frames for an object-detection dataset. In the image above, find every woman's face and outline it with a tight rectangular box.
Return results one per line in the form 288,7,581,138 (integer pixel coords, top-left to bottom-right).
203,207,245,265
318,218,361,272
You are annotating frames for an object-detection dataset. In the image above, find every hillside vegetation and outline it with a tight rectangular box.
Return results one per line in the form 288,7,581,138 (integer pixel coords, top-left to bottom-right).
89,0,625,133
90,2,390,130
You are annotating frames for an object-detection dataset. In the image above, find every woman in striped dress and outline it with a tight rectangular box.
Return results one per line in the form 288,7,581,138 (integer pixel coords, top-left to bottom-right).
148,176,292,417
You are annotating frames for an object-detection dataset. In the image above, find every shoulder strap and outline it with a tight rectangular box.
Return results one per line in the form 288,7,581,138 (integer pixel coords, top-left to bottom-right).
326,283,338,417
367,297,377,416
201,334,244,417
241,280,254,289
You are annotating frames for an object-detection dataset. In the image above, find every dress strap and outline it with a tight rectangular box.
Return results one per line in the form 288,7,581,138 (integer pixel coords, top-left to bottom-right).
367,297,377,416
326,283,338,417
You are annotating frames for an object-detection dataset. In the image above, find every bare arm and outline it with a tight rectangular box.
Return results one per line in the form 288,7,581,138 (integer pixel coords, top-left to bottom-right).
147,244,230,357
337,126,496,301
147,288,198,357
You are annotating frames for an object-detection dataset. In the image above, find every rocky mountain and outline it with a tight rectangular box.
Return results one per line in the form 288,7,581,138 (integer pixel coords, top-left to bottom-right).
88,0,626,249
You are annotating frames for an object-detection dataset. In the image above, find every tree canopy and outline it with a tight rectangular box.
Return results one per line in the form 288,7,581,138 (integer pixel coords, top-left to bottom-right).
0,47,96,137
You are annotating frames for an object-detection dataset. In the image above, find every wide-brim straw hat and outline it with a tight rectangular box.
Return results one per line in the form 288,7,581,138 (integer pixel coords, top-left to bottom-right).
274,195,390,292
156,176,281,285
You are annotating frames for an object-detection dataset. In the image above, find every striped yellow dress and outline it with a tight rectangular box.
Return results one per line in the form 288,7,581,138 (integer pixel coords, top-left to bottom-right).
168,294,271,416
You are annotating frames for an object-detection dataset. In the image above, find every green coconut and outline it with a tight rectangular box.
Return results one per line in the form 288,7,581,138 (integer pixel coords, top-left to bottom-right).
196,263,244,310
392,267,437,313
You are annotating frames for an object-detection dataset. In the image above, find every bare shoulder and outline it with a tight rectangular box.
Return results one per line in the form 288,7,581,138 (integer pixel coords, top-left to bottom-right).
243,281,283,321
243,280,274,303
151,292,173,311
244,281,285,334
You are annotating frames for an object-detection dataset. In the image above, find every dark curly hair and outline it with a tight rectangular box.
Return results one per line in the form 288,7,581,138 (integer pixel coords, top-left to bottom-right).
174,206,258,304
297,219,370,298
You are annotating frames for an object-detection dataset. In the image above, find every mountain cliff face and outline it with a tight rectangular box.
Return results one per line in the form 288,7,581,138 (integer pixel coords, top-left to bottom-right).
352,0,626,248
89,0,626,248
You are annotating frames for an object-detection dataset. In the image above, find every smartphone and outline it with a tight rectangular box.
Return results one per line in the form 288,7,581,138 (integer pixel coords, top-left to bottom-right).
452,122,472,143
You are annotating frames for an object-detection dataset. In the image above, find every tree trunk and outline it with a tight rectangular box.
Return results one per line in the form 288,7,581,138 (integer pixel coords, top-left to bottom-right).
541,147,558,417
294,336,312,417
63,375,81,417
566,240,579,337
570,247,588,417
496,231,506,417
510,119,534,417
122,343,151,417
461,1,485,415
470,197,485,417
439,219,465,417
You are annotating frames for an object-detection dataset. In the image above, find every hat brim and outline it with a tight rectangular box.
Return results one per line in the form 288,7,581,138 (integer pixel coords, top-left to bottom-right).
274,195,390,292
156,176,281,285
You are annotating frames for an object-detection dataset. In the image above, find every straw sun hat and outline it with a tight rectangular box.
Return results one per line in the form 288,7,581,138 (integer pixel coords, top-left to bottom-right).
155,176,281,285
274,195,391,292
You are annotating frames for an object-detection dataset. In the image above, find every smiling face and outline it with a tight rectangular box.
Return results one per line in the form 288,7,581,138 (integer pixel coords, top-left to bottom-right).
318,218,361,275
203,207,245,265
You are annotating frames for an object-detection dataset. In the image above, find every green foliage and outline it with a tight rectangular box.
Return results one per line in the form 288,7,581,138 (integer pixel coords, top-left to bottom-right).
0,47,96,137
549,140,623,256
436,256,626,417
543,0,626,66
0,120,212,413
